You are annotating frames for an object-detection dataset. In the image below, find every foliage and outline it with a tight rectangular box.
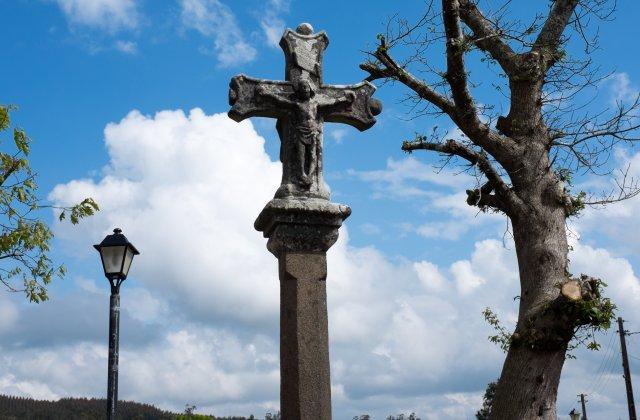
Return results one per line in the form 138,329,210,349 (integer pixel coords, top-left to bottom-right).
482,307,512,352
484,275,616,356
0,393,277,419
565,276,617,355
554,168,587,217
386,414,421,420
0,394,173,419
176,415,215,419
572,278,616,330
176,403,214,419
475,381,497,420
0,105,98,302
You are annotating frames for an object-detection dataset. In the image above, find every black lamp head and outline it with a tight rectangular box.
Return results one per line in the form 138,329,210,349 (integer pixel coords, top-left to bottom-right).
94,228,140,280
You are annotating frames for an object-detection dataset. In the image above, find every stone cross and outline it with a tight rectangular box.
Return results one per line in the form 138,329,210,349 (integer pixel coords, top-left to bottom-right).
228,22,381,420
229,22,381,200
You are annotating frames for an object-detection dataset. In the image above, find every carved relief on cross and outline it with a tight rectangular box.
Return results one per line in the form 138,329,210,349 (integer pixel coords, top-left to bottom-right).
228,23,382,200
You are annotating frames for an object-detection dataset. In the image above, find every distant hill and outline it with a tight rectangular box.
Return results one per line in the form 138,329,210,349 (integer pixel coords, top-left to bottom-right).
0,394,174,419
0,394,258,419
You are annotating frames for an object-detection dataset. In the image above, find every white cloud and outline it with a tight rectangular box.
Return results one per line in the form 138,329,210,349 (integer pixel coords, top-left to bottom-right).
40,108,515,417
0,108,636,418
609,72,638,105
114,39,137,54
0,374,59,401
414,260,446,292
573,148,640,256
328,127,348,144
569,240,640,313
352,158,507,240
417,220,469,240
0,296,18,334
349,156,470,199
50,109,281,326
0,330,280,414
122,328,279,408
359,222,382,235
124,287,167,322
259,0,290,48
52,0,139,33
181,0,257,67
451,260,485,295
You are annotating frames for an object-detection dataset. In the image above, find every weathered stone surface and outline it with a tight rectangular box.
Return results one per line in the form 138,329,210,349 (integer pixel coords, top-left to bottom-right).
255,198,350,257
279,253,331,420
228,22,381,420
228,23,382,200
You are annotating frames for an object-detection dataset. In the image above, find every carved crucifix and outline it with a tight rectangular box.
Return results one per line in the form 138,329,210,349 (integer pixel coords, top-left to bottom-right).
228,22,382,200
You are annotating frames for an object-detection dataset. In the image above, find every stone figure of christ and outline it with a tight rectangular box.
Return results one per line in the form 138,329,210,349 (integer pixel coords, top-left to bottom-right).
256,79,356,187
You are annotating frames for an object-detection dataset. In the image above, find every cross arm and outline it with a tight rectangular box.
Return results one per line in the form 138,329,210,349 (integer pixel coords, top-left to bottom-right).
228,75,294,122
319,81,382,132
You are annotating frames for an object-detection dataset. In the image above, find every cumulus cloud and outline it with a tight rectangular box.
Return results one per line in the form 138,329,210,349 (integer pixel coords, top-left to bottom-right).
608,72,639,105
50,109,281,327
326,236,519,417
350,158,506,240
0,108,638,418
557,237,640,418
0,295,18,334
348,156,469,199
31,108,513,417
414,261,447,292
328,127,348,144
51,0,139,33
114,39,137,54
259,0,290,48
575,148,640,256
181,0,257,67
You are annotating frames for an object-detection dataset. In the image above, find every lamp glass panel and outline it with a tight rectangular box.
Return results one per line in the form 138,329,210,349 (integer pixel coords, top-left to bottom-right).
122,247,135,277
100,246,126,275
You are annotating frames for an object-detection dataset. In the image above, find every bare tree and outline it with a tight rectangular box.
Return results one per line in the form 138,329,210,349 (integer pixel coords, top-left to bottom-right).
361,1,638,418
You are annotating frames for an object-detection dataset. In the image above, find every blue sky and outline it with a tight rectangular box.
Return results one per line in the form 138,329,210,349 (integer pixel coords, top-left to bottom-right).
1,0,640,418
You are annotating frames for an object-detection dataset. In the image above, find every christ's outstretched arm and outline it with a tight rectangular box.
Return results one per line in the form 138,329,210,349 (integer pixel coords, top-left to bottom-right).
256,86,296,109
317,91,355,110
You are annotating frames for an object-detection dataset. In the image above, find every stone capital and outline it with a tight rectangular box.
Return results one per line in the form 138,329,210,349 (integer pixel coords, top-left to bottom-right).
255,198,351,257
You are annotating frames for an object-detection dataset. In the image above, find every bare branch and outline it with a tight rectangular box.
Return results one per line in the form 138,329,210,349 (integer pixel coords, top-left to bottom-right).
359,61,394,83
401,136,525,214
0,252,23,260
583,164,640,206
533,0,580,67
552,95,640,173
442,0,479,119
0,157,22,187
361,45,457,120
458,0,519,74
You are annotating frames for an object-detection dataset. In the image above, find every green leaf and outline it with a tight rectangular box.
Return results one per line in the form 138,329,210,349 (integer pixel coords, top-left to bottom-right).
13,128,29,155
0,106,9,131
16,187,26,203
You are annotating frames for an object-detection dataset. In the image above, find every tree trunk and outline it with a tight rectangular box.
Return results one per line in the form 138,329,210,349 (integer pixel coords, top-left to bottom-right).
491,345,566,419
490,187,571,419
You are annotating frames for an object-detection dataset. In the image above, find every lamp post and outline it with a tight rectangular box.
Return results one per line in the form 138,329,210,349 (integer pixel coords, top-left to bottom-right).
94,228,139,420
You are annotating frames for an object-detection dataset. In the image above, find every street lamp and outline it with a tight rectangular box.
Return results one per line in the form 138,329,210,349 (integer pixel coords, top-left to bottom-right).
569,408,581,420
94,228,139,420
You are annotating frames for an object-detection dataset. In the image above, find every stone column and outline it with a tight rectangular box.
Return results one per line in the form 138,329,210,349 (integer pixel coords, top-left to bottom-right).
255,198,350,420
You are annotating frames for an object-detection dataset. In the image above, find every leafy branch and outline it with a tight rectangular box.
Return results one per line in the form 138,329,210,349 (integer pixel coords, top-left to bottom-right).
0,104,99,302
